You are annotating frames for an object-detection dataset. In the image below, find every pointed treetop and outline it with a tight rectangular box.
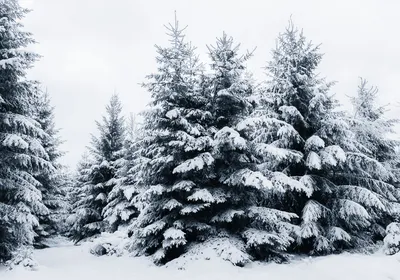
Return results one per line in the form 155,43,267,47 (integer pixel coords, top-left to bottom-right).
207,32,255,66
351,78,387,121
265,18,325,86
127,112,137,140
163,11,188,48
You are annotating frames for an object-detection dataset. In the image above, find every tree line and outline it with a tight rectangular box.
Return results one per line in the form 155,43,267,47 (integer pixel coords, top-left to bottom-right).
1,1,399,266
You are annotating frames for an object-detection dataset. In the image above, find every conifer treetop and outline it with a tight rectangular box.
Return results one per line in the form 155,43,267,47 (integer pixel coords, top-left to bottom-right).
350,78,388,121
163,12,187,48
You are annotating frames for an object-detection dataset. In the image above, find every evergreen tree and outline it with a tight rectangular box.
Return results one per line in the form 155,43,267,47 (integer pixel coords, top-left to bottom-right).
32,89,66,248
0,0,53,262
102,113,140,232
67,152,95,241
129,18,215,264
68,94,126,241
347,78,400,234
244,22,400,254
349,78,399,164
131,18,297,264
205,33,297,263
52,166,75,236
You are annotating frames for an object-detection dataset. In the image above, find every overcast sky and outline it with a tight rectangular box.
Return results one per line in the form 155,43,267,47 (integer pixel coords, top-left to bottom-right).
19,0,400,168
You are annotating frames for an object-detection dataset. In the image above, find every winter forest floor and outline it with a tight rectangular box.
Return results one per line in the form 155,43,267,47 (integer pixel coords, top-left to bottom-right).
1,238,400,280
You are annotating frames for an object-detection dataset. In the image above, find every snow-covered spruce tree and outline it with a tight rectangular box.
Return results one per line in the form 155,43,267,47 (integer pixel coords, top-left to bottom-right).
132,26,296,265
52,166,75,235
0,0,53,262
67,152,94,241
349,78,399,165
32,88,67,248
102,113,140,232
204,33,297,263
240,22,400,255
346,79,400,238
129,18,218,264
68,94,126,242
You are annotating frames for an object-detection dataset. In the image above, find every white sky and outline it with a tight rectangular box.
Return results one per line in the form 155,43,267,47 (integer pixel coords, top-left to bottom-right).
20,0,400,167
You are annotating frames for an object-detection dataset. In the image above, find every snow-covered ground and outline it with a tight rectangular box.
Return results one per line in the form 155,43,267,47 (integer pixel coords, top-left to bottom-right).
1,238,400,280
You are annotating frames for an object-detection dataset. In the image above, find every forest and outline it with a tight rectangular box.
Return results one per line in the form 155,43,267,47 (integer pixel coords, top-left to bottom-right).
1,0,400,272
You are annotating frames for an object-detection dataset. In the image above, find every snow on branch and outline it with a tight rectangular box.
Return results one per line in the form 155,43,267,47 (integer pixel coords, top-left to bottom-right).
328,227,351,242
173,152,214,174
306,151,322,170
211,209,245,223
171,180,196,192
304,135,325,152
224,168,273,190
213,127,247,152
162,227,187,249
254,143,303,164
272,172,311,196
339,185,385,210
302,200,329,223
187,188,215,203
242,228,292,250
248,206,298,224
336,199,370,226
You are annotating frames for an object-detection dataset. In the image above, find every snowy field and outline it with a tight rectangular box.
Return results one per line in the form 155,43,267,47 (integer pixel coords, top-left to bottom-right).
1,239,400,280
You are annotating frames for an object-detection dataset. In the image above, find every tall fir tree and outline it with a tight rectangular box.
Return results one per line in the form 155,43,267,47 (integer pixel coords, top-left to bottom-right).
129,17,216,264
102,113,140,232
67,152,94,241
205,34,297,263
32,88,66,248
347,79,400,232
0,0,53,262
349,78,399,164
68,94,126,241
52,165,74,236
244,22,400,255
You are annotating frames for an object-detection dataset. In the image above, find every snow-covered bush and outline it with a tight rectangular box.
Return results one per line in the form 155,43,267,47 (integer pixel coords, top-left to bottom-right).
384,222,400,255
165,237,252,269
90,230,130,257
5,247,38,271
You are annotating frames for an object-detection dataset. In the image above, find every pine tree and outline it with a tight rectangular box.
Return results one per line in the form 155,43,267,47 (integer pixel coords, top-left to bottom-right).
68,94,126,241
102,113,140,232
129,17,216,264
242,22,400,254
67,152,95,241
205,33,296,263
347,79,400,237
0,0,53,262
52,166,75,236
349,78,399,163
32,88,66,248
